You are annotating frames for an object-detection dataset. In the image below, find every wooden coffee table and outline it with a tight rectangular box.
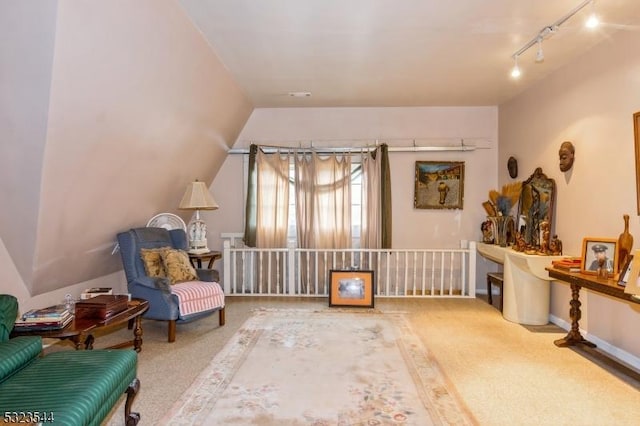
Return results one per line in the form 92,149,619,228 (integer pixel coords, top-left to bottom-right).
12,298,149,352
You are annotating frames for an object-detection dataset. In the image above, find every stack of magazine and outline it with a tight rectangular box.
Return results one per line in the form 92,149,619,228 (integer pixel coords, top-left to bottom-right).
14,304,74,331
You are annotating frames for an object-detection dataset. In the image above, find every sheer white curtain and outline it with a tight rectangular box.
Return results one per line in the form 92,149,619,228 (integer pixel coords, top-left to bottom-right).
360,147,382,249
294,152,352,249
255,150,290,248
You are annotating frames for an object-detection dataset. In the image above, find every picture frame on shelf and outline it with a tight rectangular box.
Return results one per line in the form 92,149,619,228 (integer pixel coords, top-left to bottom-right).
634,111,640,215
623,249,640,300
414,161,464,210
617,254,634,286
580,237,618,276
329,270,375,308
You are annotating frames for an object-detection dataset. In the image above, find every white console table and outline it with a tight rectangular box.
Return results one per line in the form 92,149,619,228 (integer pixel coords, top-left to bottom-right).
476,243,563,325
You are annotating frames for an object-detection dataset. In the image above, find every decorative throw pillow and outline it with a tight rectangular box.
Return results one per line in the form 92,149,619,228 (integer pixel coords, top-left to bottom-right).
140,247,170,278
161,249,199,284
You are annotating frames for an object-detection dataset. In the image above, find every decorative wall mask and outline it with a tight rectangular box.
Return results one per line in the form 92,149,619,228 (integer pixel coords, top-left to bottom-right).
558,141,575,172
507,156,518,178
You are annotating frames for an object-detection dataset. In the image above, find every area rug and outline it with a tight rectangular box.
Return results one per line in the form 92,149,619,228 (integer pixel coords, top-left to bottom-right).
160,308,475,425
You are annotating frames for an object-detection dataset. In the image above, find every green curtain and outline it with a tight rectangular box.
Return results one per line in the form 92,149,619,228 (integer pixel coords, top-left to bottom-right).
243,144,258,247
380,144,392,248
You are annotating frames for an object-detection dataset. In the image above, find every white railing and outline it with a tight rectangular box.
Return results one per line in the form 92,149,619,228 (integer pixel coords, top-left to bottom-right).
221,236,476,298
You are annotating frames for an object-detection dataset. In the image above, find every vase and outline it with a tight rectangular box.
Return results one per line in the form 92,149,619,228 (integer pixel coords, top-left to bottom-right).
618,214,633,271
489,215,515,247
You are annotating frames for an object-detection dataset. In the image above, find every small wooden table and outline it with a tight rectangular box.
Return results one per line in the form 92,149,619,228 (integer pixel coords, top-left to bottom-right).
188,250,222,269
546,267,639,347
11,298,149,352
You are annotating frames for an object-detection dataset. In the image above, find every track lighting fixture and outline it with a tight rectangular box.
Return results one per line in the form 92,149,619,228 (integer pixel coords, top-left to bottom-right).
509,0,598,79
535,38,545,63
510,56,521,79
585,1,599,29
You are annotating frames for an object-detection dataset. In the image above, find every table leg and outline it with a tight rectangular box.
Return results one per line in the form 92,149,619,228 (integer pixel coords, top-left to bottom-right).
133,315,143,353
84,334,95,350
554,283,596,348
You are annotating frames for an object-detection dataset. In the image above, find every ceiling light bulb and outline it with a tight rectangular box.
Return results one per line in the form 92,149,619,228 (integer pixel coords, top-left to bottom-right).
511,57,521,79
585,1,599,29
535,39,545,62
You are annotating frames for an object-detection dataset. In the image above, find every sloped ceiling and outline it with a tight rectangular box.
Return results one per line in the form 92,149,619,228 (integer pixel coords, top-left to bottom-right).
1,0,252,296
179,0,640,107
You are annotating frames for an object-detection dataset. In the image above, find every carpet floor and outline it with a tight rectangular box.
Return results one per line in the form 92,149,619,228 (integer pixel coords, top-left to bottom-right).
79,296,640,425
160,308,474,425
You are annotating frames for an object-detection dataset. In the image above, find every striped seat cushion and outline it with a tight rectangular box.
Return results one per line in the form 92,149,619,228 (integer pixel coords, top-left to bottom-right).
0,349,137,426
171,281,225,317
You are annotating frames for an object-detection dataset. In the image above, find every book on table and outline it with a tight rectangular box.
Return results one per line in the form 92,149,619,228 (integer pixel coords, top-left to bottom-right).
14,313,74,331
551,257,582,272
80,287,113,300
21,304,70,320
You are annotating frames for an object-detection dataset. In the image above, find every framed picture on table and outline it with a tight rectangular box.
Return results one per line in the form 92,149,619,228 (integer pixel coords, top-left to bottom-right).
580,237,618,277
618,255,634,286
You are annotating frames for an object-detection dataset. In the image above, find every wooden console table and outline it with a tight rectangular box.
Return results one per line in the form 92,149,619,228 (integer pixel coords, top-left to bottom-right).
546,267,640,348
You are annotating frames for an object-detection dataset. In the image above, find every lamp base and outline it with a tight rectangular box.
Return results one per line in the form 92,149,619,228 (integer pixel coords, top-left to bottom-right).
187,218,210,254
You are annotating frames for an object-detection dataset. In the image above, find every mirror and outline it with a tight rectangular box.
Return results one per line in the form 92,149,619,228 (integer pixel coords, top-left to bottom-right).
517,167,556,248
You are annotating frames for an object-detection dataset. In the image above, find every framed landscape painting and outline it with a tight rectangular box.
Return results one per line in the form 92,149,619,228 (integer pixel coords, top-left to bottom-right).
414,161,464,209
329,270,375,308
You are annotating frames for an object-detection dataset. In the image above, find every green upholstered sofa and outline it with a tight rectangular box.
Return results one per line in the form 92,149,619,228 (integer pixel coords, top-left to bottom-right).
0,294,141,425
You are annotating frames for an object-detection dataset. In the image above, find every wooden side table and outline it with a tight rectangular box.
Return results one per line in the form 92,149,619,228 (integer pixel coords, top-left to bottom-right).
188,250,222,269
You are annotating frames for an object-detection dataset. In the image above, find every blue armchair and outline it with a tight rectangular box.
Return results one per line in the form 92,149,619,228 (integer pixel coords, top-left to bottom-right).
117,227,225,342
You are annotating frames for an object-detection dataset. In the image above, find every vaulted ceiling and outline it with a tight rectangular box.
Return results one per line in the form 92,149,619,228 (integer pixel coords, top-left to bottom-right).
3,0,640,297
180,0,640,107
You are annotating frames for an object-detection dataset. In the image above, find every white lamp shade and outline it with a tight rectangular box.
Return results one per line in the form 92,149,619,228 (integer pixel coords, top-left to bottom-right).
179,181,219,210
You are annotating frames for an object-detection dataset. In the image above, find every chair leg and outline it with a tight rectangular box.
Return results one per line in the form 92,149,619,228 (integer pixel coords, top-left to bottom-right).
168,320,176,343
219,307,226,326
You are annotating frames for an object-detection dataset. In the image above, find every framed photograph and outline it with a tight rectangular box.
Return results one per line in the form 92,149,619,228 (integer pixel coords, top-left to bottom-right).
623,249,640,299
329,270,375,308
580,237,618,276
618,255,634,286
414,161,464,210
634,112,640,215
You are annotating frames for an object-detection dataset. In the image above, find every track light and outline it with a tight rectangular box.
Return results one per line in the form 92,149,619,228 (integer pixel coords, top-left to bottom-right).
585,1,599,29
535,38,545,63
508,0,597,78
511,56,521,79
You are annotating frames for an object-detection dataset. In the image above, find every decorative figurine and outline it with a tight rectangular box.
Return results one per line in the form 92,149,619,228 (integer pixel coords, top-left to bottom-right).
617,214,633,273
513,231,527,252
558,141,575,172
549,235,563,256
539,221,551,255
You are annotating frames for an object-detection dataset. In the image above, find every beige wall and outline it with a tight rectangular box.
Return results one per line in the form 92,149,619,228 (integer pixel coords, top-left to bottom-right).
500,30,640,362
208,106,499,286
0,0,252,308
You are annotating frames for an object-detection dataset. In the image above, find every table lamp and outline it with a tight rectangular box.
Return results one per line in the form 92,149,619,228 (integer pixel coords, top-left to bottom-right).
178,180,219,254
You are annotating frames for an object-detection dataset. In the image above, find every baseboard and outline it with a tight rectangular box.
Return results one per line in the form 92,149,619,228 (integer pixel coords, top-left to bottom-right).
549,314,640,372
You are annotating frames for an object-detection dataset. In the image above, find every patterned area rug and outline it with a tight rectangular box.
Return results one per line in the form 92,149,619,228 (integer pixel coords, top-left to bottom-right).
160,308,475,425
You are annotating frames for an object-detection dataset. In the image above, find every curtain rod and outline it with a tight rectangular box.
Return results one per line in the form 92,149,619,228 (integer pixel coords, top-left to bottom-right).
227,138,489,154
